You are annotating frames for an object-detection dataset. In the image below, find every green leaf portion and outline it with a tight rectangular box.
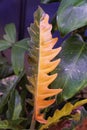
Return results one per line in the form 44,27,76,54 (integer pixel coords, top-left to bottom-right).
11,46,24,75
0,120,13,129
12,91,22,120
11,38,29,75
3,23,16,43
57,0,87,35
52,35,87,102
0,72,24,113
0,40,11,51
28,7,44,75
0,55,13,79
6,89,15,120
0,85,14,113
1,23,29,75
7,90,22,120
0,72,26,130
0,119,25,130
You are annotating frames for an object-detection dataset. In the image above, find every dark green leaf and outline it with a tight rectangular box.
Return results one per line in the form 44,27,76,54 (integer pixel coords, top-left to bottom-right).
12,91,22,120
10,118,26,126
72,26,87,42
15,38,29,50
11,38,29,75
0,84,7,99
19,75,28,116
7,74,28,118
57,0,87,35
41,0,60,3
0,55,13,79
3,23,16,43
0,72,24,113
52,35,87,103
0,119,25,130
0,40,11,51
0,120,13,129
0,84,14,113
7,89,15,120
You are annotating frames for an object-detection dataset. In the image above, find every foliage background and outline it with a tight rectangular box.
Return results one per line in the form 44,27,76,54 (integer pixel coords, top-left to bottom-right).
0,0,87,130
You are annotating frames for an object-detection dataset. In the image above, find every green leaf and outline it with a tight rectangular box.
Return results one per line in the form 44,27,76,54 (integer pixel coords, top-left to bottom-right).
0,55,13,79
52,35,87,102
6,89,15,119
0,119,25,130
0,72,24,113
11,38,29,75
0,85,14,113
3,23,16,43
15,38,29,50
41,0,60,3
12,91,22,120
57,0,87,35
7,90,22,120
0,120,13,129
19,75,28,115
0,40,11,51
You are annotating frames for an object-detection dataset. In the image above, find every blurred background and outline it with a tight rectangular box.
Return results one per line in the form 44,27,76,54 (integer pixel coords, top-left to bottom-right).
0,0,59,39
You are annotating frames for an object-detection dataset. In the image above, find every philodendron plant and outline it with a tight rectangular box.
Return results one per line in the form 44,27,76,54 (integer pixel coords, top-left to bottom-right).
0,4,87,130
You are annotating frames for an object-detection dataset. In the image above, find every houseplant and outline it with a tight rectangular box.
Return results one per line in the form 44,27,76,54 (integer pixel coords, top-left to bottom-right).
0,0,87,129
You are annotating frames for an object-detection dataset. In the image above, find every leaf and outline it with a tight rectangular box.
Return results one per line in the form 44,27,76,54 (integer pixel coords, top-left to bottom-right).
18,74,28,115
0,71,24,113
40,103,73,130
57,0,87,35
51,34,87,102
0,55,13,79
11,38,29,75
3,23,16,43
6,89,15,119
40,99,87,130
12,91,22,120
0,120,13,129
63,107,87,130
0,40,11,51
0,119,25,130
27,7,62,124
0,84,14,113
41,0,60,3
7,90,22,120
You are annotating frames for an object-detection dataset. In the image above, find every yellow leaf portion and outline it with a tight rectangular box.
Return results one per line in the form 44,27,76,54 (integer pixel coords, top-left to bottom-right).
27,7,62,124
40,99,87,130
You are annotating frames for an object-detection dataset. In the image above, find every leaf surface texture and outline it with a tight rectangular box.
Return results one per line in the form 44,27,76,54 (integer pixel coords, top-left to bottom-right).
27,7,62,124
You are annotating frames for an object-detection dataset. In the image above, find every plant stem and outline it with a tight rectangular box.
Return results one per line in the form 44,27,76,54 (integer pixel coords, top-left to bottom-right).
30,114,36,130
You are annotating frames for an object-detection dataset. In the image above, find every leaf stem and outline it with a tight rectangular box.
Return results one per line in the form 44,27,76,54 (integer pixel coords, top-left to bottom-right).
30,114,36,130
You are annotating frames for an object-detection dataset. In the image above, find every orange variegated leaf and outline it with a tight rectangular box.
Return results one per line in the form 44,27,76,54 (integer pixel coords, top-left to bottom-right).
27,7,62,124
